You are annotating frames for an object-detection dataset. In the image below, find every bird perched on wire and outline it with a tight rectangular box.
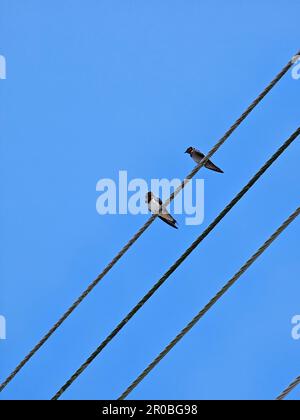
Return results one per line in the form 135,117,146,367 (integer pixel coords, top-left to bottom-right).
145,192,178,229
185,147,224,173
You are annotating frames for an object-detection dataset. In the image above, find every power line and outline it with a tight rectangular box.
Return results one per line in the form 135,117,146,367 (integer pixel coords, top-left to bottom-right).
276,375,300,400
52,127,300,400
1,52,296,394
118,207,300,399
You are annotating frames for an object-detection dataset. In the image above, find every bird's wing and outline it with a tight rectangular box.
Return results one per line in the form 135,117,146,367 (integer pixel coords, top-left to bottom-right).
159,205,178,225
149,196,178,228
205,159,224,173
158,214,178,229
193,149,205,160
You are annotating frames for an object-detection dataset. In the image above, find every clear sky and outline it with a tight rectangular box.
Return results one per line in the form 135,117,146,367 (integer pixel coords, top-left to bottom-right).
0,0,299,400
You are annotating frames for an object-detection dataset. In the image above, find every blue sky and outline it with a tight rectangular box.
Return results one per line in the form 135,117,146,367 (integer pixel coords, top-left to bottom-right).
0,0,299,400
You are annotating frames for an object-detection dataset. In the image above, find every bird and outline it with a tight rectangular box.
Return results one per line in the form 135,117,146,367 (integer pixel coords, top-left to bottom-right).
185,147,224,173
145,192,178,229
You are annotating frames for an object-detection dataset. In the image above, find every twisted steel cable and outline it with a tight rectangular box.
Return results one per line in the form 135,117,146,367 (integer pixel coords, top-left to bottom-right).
119,207,300,400
52,127,300,400
276,375,300,400
1,52,296,394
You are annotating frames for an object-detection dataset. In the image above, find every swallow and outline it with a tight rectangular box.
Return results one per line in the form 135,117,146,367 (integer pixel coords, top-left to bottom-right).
145,192,178,229
185,147,224,173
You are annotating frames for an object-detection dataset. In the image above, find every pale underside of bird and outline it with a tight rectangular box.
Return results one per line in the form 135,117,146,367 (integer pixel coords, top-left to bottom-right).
185,147,224,173
145,192,178,229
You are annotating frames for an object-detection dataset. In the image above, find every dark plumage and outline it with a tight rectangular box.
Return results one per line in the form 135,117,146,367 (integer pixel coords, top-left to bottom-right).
185,147,224,173
145,192,178,229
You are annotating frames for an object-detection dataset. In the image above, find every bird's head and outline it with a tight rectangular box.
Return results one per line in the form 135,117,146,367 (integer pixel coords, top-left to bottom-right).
185,147,194,155
145,191,153,203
